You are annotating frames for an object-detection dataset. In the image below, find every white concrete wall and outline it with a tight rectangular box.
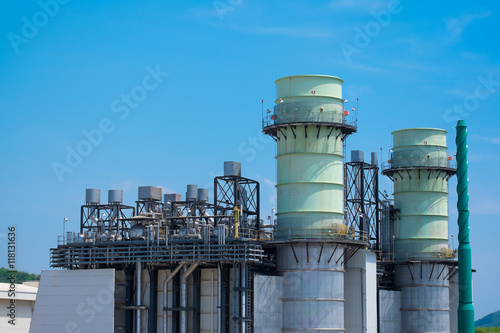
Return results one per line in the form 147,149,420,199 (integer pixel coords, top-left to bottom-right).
200,269,218,333
379,289,401,333
254,275,282,333
29,269,115,333
344,249,377,333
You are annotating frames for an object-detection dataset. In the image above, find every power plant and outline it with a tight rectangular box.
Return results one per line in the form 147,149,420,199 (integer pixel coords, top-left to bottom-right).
29,75,473,333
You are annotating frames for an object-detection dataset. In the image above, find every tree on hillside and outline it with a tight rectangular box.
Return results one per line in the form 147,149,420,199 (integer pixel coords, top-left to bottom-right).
0,267,41,283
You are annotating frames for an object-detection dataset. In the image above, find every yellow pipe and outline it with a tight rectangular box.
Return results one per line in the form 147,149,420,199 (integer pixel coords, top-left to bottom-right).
233,206,240,239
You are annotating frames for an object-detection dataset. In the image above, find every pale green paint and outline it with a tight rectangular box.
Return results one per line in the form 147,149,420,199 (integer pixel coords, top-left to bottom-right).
392,128,451,259
275,75,343,103
274,75,345,239
392,128,449,169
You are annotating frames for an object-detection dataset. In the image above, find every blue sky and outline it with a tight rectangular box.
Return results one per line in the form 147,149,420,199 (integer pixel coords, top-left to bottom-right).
1,0,499,320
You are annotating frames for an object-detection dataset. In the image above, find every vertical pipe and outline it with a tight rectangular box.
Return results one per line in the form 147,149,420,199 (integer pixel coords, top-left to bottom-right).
172,273,180,333
149,269,158,333
232,263,238,333
163,273,168,333
375,166,380,252
217,264,222,333
181,265,188,333
360,163,365,240
135,261,142,333
193,270,201,333
211,270,214,333
456,120,474,333
126,267,134,333
164,264,185,333
241,264,246,333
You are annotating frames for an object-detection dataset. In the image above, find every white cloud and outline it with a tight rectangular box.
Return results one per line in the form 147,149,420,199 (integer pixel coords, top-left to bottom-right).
237,26,333,38
189,6,220,18
444,88,471,98
461,52,484,61
156,185,177,195
112,179,139,192
471,135,500,145
257,176,277,205
329,0,387,11
342,61,385,73
344,84,373,98
470,197,500,215
445,12,491,41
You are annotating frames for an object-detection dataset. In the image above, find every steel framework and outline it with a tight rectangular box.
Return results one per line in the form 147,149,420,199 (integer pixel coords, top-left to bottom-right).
214,175,260,231
80,203,135,234
344,161,380,248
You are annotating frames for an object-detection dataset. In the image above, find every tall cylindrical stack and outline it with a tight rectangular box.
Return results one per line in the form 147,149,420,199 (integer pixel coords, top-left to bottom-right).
264,75,356,332
391,128,451,260
274,75,345,239
383,128,456,333
455,120,474,333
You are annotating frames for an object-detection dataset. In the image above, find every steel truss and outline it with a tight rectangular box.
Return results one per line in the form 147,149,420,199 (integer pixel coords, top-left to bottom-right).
80,203,135,234
344,161,380,248
214,175,260,231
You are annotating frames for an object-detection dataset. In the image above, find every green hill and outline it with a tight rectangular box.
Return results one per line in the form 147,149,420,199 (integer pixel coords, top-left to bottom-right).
476,310,500,328
476,328,500,333
0,267,40,283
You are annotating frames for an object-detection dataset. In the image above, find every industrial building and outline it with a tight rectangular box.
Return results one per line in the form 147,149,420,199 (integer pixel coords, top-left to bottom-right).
0,282,38,332
29,75,472,333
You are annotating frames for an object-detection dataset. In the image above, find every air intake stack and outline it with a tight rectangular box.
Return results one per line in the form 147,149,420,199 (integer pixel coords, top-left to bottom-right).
263,75,357,332
263,75,356,239
382,128,457,333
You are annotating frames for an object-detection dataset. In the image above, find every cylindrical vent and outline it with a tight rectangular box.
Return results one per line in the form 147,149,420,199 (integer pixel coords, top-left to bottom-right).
86,189,101,204
274,75,345,239
391,128,450,260
108,189,123,204
186,184,198,201
197,188,209,202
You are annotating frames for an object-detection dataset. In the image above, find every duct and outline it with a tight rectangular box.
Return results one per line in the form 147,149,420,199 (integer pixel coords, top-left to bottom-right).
163,263,185,333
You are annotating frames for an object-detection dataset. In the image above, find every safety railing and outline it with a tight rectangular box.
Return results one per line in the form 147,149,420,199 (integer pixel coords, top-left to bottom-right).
50,242,267,268
382,157,457,171
262,102,357,129
274,226,370,242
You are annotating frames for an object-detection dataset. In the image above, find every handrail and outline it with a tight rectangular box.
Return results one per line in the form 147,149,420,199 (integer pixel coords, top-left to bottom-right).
262,101,357,130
